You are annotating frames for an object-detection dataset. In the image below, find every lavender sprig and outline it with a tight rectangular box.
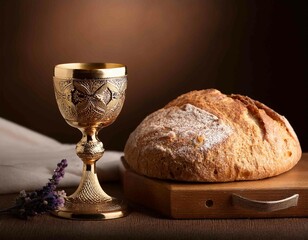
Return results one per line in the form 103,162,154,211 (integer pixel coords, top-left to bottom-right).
0,159,68,219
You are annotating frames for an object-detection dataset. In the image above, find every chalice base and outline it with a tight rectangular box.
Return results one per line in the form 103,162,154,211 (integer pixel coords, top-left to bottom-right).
52,163,129,220
53,197,129,220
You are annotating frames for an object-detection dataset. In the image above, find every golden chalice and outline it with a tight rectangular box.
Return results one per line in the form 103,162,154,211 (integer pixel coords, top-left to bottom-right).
53,63,128,220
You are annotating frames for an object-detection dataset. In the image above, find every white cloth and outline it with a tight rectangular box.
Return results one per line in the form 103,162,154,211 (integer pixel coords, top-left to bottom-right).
0,117,123,194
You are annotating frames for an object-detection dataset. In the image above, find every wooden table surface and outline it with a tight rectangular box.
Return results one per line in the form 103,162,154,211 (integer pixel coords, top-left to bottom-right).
1,155,308,240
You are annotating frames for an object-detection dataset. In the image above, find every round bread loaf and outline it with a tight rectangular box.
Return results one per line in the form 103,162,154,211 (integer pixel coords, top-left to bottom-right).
124,89,302,182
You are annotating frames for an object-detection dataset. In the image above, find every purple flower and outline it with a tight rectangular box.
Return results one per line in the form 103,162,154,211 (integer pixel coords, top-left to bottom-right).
0,159,68,219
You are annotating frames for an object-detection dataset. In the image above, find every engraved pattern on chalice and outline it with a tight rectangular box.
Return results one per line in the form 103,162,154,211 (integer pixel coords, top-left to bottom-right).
54,80,77,121
72,80,109,120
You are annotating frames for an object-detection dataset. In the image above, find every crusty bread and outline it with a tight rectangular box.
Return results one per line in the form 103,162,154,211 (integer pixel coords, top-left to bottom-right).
124,89,302,182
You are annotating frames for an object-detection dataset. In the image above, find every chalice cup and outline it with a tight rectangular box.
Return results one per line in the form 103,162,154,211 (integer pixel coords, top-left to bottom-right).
53,63,128,220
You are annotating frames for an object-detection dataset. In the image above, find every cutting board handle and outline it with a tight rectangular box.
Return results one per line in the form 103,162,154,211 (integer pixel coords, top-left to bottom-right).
232,193,299,212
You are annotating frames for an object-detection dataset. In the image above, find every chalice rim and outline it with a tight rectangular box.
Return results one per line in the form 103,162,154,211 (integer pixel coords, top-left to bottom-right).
54,62,127,79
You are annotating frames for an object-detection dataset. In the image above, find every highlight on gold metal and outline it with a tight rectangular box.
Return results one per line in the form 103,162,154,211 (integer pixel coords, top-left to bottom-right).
52,62,129,220
54,62,127,79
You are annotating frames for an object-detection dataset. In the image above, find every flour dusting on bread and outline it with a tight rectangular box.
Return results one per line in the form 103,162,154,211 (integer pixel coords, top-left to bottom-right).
135,104,232,157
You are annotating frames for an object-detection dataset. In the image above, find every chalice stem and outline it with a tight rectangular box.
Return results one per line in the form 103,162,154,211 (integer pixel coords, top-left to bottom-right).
69,162,111,203
76,128,104,165
70,128,111,202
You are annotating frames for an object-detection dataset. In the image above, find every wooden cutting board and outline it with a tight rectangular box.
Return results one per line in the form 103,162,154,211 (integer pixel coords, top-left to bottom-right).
121,153,308,219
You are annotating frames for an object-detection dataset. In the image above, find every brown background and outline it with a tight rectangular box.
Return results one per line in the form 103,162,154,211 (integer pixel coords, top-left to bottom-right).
0,0,307,151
